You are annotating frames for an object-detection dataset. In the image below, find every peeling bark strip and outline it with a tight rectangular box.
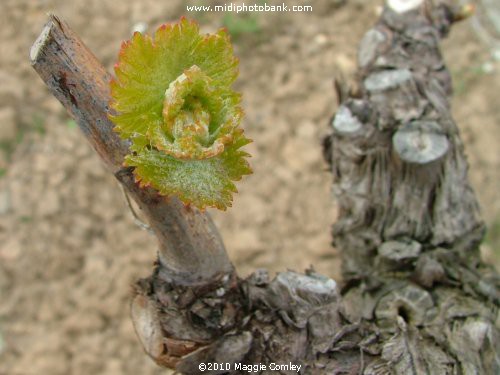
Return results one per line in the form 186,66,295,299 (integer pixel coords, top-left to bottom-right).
30,3,500,374
30,15,233,285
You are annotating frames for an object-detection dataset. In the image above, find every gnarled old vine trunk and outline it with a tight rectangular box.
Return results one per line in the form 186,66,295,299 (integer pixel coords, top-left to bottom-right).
31,1,499,374
321,1,500,373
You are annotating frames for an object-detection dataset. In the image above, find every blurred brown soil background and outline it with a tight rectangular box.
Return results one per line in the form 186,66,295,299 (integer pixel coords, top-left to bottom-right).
0,0,499,374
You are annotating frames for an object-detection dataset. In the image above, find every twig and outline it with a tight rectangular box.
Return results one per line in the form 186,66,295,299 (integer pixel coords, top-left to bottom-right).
30,15,233,285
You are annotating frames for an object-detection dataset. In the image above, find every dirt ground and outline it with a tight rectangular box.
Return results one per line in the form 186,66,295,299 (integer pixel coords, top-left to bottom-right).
0,0,499,374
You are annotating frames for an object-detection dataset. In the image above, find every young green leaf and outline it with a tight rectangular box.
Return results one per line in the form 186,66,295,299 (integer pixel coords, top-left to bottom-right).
110,18,252,210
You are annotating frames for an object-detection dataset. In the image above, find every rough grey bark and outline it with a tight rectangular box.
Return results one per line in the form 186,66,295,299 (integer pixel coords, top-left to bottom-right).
30,2,500,374
326,2,484,279
323,2,500,373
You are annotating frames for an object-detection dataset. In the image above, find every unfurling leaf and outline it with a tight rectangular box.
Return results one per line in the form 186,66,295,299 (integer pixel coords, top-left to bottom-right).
110,18,252,210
